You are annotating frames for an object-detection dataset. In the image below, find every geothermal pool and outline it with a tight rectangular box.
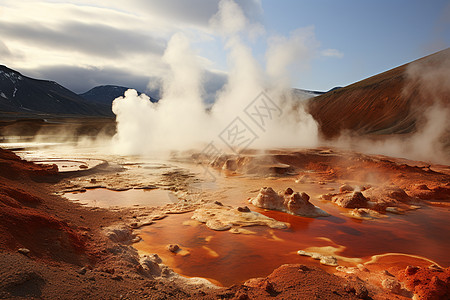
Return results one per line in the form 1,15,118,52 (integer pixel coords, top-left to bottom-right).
5,142,450,286
134,176,449,286
65,188,179,208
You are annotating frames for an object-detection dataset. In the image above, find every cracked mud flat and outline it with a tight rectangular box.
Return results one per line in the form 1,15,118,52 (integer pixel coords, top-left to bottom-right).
0,144,449,299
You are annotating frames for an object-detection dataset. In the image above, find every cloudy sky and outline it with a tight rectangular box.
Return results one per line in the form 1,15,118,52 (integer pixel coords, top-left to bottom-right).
0,0,449,95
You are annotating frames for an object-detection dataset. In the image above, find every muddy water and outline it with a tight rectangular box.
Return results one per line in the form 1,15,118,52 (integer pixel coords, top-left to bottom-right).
135,175,450,286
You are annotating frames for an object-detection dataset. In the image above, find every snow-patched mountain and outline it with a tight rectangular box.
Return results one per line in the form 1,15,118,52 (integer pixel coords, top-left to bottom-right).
0,65,112,116
79,85,159,106
292,88,325,100
292,87,343,100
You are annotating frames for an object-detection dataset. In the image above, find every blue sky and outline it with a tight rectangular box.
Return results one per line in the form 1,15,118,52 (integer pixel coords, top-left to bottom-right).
258,0,450,90
0,0,448,93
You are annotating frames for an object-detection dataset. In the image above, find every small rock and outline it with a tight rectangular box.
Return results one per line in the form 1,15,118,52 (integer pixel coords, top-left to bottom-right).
320,256,338,266
77,267,88,275
90,178,97,184
284,188,294,195
339,184,354,193
381,270,394,277
250,187,328,217
131,236,142,243
237,206,250,212
320,193,333,201
18,248,30,255
405,265,419,275
167,244,180,253
214,201,223,206
297,250,310,256
335,191,368,208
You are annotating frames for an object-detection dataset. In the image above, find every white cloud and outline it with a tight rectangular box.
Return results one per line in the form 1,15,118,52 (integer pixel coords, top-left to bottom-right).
321,48,344,58
0,0,263,93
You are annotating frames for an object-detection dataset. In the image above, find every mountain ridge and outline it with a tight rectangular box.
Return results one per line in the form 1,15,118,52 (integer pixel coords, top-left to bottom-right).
79,85,159,106
0,65,113,118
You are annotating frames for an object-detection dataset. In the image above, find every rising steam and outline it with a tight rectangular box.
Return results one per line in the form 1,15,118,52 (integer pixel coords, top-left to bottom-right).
112,0,319,155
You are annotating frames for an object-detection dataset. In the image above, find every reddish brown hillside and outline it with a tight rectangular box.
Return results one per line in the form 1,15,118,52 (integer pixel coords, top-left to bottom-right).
307,48,450,138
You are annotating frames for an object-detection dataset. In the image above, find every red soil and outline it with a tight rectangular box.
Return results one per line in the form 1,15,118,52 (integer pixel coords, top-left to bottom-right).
397,265,450,300
0,147,202,298
206,264,367,299
0,148,87,264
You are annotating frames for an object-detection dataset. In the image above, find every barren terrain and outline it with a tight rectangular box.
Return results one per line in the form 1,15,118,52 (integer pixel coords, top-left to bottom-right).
0,139,449,299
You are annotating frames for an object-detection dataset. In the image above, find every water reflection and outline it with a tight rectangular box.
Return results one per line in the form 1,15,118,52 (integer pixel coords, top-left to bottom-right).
64,188,178,208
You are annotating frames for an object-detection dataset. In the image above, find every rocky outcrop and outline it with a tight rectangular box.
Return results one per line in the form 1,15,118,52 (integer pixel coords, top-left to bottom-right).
407,183,450,202
332,191,369,208
397,265,450,299
249,187,329,217
237,264,366,299
103,225,134,243
322,184,420,214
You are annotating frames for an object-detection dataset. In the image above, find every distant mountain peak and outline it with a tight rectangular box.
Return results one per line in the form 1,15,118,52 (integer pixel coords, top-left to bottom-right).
79,85,159,105
0,66,24,84
0,65,112,117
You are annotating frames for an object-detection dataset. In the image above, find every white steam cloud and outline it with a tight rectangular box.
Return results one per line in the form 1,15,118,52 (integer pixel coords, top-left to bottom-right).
112,33,213,154
112,0,319,155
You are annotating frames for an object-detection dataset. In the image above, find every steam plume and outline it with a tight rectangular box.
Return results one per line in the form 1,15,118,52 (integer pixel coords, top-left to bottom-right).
112,0,319,155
